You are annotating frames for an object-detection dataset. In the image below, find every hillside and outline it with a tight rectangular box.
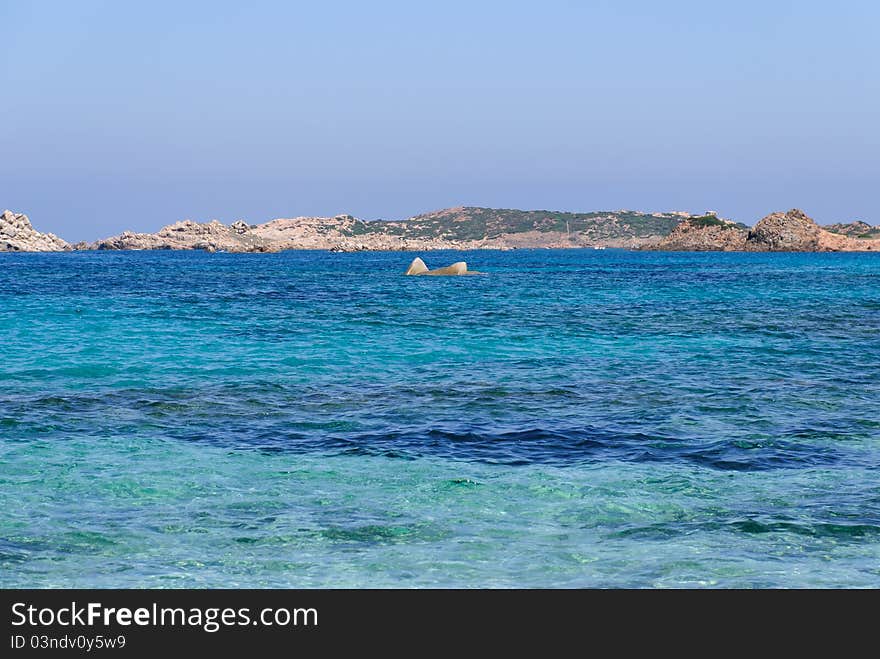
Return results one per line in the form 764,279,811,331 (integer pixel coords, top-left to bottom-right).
825,221,880,240
374,206,684,242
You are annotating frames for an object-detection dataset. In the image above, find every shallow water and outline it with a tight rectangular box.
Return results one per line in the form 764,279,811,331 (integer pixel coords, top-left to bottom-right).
1,249,878,587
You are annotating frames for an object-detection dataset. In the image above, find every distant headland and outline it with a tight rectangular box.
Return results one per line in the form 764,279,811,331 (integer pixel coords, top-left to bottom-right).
2,206,879,253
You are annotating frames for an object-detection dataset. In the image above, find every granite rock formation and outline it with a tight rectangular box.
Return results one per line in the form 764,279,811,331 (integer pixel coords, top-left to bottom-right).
87,219,273,253
85,216,468,253
404,257,480,275
745,209,880,252
655,209,880,252
745,209,822,251
424,261,469,275
0,210,70,252
655,215,748,251
404,257,429,275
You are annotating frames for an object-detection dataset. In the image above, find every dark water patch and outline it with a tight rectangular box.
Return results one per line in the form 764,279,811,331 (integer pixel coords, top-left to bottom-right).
57,531,120,550
0,550,30,564
730,520,880,539
663,438,844,472
6,379,851,470
612,524,703,541
0,538,46,563
319,523,450,545
611,518,880,542
12,375,844,472
1,533,119,558
27,396,83,411
132,399,194,416
786,427,866,442
291,425,849,471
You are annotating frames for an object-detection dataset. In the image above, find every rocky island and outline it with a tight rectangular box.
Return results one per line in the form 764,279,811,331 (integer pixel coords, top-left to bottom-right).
1,210,71,252
2,206,879,253
655,208,880,252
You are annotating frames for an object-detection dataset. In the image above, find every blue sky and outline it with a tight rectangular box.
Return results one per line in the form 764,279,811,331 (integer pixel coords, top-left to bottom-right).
2,0,878,240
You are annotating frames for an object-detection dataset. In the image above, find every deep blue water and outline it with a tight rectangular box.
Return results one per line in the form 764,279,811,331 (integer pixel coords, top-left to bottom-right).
1,249,878,587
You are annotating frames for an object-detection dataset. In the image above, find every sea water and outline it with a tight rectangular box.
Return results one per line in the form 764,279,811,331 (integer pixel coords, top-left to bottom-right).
1,249,878,587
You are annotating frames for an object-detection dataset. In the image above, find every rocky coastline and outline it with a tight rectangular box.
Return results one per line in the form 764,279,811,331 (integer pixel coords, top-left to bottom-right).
655,209,880,252
1,210,71,252
2,206,879,253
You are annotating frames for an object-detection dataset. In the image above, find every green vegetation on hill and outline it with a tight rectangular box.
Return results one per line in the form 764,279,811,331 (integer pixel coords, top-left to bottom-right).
688,215,749,231
350,207,686,241
343,220,378,237
825,221,880,239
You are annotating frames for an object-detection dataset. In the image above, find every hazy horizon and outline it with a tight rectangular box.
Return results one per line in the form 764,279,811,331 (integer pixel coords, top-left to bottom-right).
3,1,879,242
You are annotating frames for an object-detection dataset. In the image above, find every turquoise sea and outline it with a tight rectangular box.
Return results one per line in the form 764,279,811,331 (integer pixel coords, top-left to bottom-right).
1,249,878,588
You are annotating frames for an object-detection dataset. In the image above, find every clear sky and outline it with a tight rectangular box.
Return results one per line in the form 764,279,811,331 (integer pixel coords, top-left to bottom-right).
2,0,878,241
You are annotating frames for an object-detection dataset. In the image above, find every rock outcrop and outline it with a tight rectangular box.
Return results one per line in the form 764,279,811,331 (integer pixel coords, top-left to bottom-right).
655,215,748,251
652,208,880,252
0,210,70,252
745,209,880,252
404,257,481,275
745,209,822,251
86,215,470,253
425,261,469,275
88,219,273,252
405,257,429,275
